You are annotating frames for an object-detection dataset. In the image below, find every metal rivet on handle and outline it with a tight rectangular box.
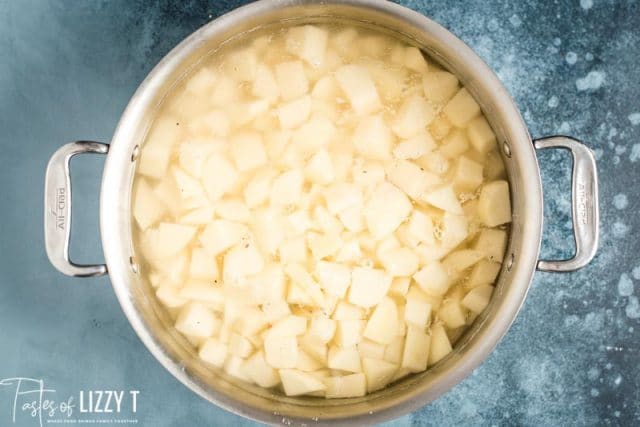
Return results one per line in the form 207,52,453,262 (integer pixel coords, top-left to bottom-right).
129,256,139,274
503,141,512,158
131,144,140,162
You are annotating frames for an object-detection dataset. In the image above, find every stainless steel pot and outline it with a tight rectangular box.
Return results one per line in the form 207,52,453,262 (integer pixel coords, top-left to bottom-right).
44,0,600,424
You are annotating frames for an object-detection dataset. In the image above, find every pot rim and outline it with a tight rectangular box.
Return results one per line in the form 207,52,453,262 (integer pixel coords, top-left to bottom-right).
100,0,543,424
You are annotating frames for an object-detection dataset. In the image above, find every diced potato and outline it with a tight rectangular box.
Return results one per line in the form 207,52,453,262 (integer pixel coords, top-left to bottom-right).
316,261,351,299
413,262,451,296
198,220,248,256
462,285,494,314
390,277,411,297
387,160,440,200
312,75,342,101
467,260,502,288
201,154,239,202
363,358,398,393
335,319,365,347
292,115,336,155
279,369,326,396
352,114,394,160
278,95,311,129
199,339,228,367
392,95,435,139
327,346,362,373
224,355,253,382
133,178,166,230
423,71,458,103
440,213,469,249
336,239,362,263
175,303,220,339
357,340,386,359
442,249,484,280
230,131,267,172
335,64,381,115
379,247,419,277
324,373,367,398
223,242,264,284
279,237,307,264
244,351,281,388
437,300,466,329
384,336,405,364
153,222,197,259
349,267,392,308
467,116,497,154
275,60,309,100
179,281,225,308
404,289,432,328
333,302,365,320
211,75,240,107
478,181,512,227
439,130,469,159
267,315,308,338
261,300,291,323
365,182,412,239
229,333,254,358
474,228,508,262
401,325,431,373
156,286,187,309
324,183,363,215
363,297,398,345
286,25,329,67
417,150,450,176
224,48,258,81
338,204,365,233
484,150,506,180
215,198,251,223
243,170,274,208
185,67,218,95
422,185,463,214
233,308,269,337
307,232,342,260
403,46,428,72
428,323,452,366
270,169,304,206
190,247,219,280
138,120,180,178
453,156,483,192
443,88,480,128
393,132,436,160
309,312,337,342
252,63,280,100
264,335,299,369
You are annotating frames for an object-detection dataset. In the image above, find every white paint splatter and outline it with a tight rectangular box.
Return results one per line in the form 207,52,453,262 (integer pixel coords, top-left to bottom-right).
509,14,522,27
633,266,640,280
576,71,606,91
558,121,571,133
613,194,628,210
626,296,640,319
580,0,594,10
565,51,578,65
553,37,562,46
612,221,629,237
585,52,594,61
617,273,634,297
613,375,622,386
629,112,640,125
548,96,559,108
630,144,640,162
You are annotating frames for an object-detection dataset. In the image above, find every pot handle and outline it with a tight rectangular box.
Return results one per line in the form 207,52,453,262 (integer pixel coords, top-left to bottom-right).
534,136,599,272
44,141,109,277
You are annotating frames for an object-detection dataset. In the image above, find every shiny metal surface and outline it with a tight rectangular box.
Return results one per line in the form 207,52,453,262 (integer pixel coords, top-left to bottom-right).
535,136,600,272
44,141,109,277
43,0,598,425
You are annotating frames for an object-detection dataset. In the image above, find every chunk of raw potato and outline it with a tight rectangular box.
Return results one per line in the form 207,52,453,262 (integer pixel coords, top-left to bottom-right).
286,25,329,67
423,71,459,103
443,88,480,127
223,242,264,284
378,247,419,277
275,60,309,101
133,179,166,230
393,132,436,160
316,261,351,298
467,116,497,154
428,323,452,365
413,261,451,296
243,351,281,388
156,286,187,309
352,114,394,160
363,297,398,345
198,339,228,367
189,248,219,280
335,319,365,347
462,285,494,314
442,249,484,280
439,213,469,249
422,185,463,214
474,228,508,262
279,369,326,396
364,182,413,239
478,180,512,227
293,115,336,155
230,132,267,172
264,335,298,369
270,169,304,206
324,183,363,215
401,325,431,372
387,160,440,200
224,48,258,81
349,267,392,308
252,64,279,99
438,299,467,329
201,154,238,201
335,64,381,115
266,315,307,338
152,223,197,260
440,129,470,159
467,260,502,288
453,156,483,192
404,288,432,327
278,95,311,129
198,220,248,256
358,340,385,359
229,333,253,357
224,356,252,382
327,346,362,373
333,302,365,320
309,312,337,342
403,46,428,72
324,373,367,398
392,95,435,139
363,358,398,393
175,303,220,339
138,118,180,178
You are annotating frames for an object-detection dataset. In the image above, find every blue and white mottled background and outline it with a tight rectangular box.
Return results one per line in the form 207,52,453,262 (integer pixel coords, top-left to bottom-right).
1,0,639,426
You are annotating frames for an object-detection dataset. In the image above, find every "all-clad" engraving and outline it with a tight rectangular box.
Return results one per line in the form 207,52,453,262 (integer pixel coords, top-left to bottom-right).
49,187,66,230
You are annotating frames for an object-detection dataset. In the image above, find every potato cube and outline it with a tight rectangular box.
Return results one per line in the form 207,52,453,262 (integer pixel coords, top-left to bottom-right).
243,351,281,388
404,290,432,328
403,46,429,72
384,336,405,364
224,48,258,81
428,323,452,366
252,63,279,100
387,160,440,201
198,339,228,367
233,308,269,336
453,156,483,192
363,297,398,345
401,325,431,372
229,333,254,358
230,131,267,172
307,232,342,260
323,183,361,216
264,335,298,369
156,286,187,309
275,60,309,100
413,262,451,296
335,319,365,347
440,213,469,249
467,116,497,154
316,261,351,299
349,267,392,308
312,75,342,101
179,282,225,308
467,260,502,288
379,247,419,277
277,95,311,129
362,358,398,393
443,88,480,127
352,114,394,160
357,340,386,359
153,223,197,259
364,182,413,239
324,373,367,398
309,312,337,342
392,95,435,139
269,169,304,206
437,300,466,329
390,277,411,297
211,75,240,107
243,170,274,208
215,198,251,223
261,300,291,323
139,135,177,178
478,180,512,227
474,228,508,262
335,64,381,115
423,71,459,103
185,67,218,95
223,242,264,284
293,115,336,153
327,346,362,373
175,303,220,339
332,302,365,320
286,25,329,67
393,132,436,160
199,220,248,256
439,129,470,159
201,154,238,202
133,178,166,230
278,237,307,264
279,369,326,396
442,249,484,280
422,185,463,214
190,248,219,280
267,315,308,338
462,284,494,314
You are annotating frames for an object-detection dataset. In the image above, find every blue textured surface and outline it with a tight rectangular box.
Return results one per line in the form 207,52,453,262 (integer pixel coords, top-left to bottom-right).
1,1,639,426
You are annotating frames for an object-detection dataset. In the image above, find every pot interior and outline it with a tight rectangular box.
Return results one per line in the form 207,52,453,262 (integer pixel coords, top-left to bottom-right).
101,1,542,424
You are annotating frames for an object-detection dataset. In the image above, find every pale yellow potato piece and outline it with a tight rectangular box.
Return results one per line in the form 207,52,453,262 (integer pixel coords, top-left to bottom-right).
478,180,512,227
324,373,367,398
